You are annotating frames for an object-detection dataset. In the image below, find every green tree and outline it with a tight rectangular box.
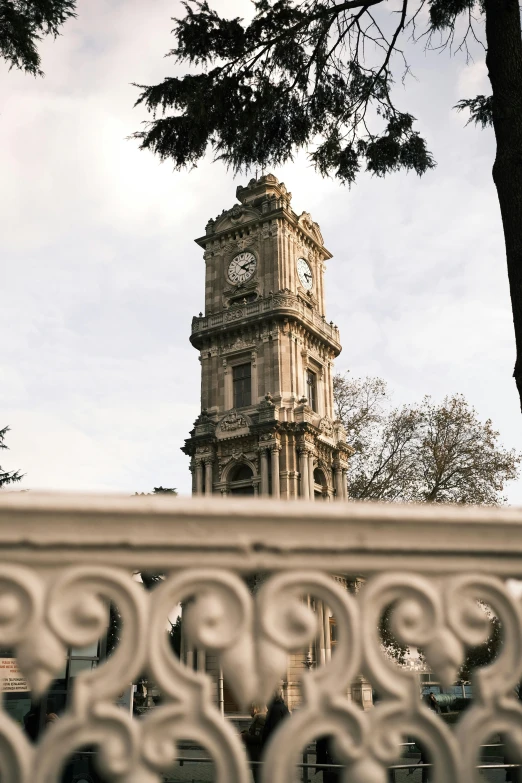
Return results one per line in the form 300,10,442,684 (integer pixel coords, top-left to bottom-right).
152,486,177,494
336,374,515,671
132,0,522,411
458,603,502,681
134,486,178,497
0,0,76,76
381,598,503,677
333,373,521,504
0,426,23,488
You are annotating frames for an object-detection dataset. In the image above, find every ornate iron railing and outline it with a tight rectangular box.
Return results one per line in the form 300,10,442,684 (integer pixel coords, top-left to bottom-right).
0,492,521,782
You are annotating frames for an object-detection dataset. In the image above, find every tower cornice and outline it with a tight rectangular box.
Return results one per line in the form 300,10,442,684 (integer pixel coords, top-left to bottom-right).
195,206,333,260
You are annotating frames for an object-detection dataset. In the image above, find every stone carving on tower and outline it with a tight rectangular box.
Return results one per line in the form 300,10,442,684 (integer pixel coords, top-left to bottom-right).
182,173,353,502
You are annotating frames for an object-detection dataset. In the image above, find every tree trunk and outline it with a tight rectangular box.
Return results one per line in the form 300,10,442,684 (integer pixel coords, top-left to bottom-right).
484,0,522,410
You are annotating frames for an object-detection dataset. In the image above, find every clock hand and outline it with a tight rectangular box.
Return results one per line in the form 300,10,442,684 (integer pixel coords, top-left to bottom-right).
304,273,312,282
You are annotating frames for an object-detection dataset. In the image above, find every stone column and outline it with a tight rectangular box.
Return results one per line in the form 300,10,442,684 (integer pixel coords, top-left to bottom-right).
324,606,332,661
251,349,259,404
271,445,280,498
316,600,326,664
342,469,348,500
351,676,374,710
260,448,269,496
307,595,314,666
334,464,343,501
299,449,309,498
308,453,315,500
205,457,213,496
218,667,224,715
195,460,203,495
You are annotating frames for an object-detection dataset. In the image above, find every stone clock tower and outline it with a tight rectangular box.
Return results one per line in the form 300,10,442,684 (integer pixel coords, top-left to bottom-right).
182,174,352,499
180,175,373,715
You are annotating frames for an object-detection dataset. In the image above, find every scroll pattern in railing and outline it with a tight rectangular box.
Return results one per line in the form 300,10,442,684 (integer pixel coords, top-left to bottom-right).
0,495,522,783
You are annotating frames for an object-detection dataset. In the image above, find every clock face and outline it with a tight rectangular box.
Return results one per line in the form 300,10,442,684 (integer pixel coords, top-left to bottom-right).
227,252,257,284
297,257,313,290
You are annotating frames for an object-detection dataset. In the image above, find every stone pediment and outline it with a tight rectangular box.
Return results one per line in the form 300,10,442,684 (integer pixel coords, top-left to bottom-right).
211,203,261,234
216,411,251,439
297,211,324,246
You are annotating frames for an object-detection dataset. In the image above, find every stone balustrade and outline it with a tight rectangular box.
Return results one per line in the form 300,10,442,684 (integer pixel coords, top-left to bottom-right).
0,492,521,782
191,292,341,346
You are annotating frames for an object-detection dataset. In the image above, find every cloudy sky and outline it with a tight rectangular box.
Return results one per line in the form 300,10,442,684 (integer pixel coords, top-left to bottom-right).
1,0,521,501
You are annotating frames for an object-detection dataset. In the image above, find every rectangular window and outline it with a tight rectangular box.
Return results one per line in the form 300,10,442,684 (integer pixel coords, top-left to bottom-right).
233,363,251,408
306,369,317,411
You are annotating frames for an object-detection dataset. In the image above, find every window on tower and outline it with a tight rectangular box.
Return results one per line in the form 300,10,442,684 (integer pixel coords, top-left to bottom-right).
306,369,317,411
233,363,251,408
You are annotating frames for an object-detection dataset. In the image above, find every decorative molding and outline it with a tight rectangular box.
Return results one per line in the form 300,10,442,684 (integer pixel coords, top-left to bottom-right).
212,205,262,235
319,417,335,438
222,337,256,356
297,211,324,246
219,413,248,432
224,308,245,322
219,437,257,456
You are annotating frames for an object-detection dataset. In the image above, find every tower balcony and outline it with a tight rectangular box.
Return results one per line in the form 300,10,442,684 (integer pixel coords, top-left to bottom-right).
0,491,519,782
191,290,341,353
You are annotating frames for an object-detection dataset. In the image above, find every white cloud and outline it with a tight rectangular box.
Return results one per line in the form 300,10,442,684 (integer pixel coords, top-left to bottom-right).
457,60,489,96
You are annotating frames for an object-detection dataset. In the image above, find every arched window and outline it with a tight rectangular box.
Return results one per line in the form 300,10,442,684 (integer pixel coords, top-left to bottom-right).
228,463,255,496
230,464,253,482
313,468,326,485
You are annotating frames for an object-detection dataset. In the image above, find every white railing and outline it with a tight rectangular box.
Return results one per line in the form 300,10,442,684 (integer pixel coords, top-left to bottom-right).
0,492,522,782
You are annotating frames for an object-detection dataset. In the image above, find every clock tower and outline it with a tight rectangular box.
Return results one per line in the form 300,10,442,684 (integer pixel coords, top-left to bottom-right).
182,173,352,500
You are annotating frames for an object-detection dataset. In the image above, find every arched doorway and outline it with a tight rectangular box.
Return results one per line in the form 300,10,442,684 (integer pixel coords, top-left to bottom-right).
228,463,255,496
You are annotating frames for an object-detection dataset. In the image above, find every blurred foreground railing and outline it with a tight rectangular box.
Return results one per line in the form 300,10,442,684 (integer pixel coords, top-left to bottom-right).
1,492,522,783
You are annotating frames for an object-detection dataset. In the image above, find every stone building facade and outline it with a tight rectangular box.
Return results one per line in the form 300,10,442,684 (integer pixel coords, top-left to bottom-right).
182,174,352,500
181,174,372,712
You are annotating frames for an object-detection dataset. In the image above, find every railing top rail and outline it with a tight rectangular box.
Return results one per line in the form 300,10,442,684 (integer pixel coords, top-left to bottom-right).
0,493,522,574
